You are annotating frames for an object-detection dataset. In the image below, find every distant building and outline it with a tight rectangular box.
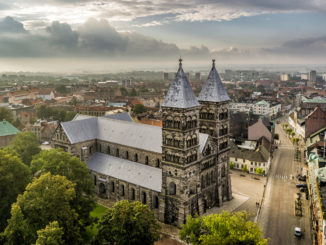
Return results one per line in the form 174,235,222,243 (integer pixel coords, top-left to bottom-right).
195,72,201,81
0,120,20,147
163,72,169,81
230,100,281,118
280,73,290,81
301,74,309,80
309,70,317,82
122,79,131,87
248,118,273,143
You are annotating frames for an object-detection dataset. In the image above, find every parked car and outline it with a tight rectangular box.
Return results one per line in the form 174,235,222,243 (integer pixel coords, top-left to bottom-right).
294,227,302,238
296,184,307,188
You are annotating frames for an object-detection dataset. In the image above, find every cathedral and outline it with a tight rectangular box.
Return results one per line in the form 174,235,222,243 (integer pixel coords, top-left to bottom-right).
51,59,231,226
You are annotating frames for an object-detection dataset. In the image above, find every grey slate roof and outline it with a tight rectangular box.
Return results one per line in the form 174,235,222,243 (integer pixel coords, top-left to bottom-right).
61,117,209,154
198,61,230,103
87,152,162,192
104,112,134,122
162,60,199,108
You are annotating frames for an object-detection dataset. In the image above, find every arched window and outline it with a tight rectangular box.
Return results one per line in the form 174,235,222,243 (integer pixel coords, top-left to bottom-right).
206,173,209,186
201,175,205,188
120,185,124,196
142,192,147,204
145,156,149,165
134,153,138,162
154,196,159,209
107,146,110,154
126,151,129,159
169,182,176,195
156,159,160,167
111,181,115,193
131,188,135,200
116,149,119,157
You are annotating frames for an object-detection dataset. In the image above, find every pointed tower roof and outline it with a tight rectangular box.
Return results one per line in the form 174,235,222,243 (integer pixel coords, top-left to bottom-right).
198,59,230,103
162,58,199,109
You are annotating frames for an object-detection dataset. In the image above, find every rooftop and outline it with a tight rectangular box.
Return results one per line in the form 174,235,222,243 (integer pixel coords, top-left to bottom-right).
87,152,162,192
0,120,20,137
162,59,199,109
198,60,230,103
61,116,209,154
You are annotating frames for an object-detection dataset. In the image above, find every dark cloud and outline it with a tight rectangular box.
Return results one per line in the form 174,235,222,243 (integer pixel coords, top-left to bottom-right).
46,21,78,50
0,16,27,33
263,36,326,57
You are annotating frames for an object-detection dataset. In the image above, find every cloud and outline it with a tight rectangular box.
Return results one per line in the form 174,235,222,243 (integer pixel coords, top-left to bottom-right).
263,36,326,57
1,0,326,30
0,16,27,33
0,17,211,58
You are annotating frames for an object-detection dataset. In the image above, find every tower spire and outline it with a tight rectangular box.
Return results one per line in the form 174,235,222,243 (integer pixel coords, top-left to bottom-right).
179,57,183,69
212,59,215,68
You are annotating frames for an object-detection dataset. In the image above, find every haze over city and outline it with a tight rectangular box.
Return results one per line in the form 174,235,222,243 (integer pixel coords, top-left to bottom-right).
0,0,325,72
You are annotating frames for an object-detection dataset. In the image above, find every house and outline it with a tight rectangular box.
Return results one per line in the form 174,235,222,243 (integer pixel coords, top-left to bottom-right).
248,118,273,143
0,120,20,147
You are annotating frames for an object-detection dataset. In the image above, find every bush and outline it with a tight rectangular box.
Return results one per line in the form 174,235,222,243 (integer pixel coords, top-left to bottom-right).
241,165,248,173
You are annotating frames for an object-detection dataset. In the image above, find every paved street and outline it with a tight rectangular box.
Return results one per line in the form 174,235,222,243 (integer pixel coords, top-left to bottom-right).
258,123,311,245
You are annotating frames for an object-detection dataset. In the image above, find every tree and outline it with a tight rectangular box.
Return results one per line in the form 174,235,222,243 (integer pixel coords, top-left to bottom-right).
133,104,146,114
69,96,78,106
129,88,137,96
273,134,279,140
55,85,68,94
180,212,267,245
30,149,95,239
37,105,52,120
242,165,249,173
35,221,64,245
4,173,82,245
9,132,41,166
119,87,128,96
0,107,13,123
256,167,264,175
64,111,76,122
230,162,235,169
96,200,160,245
0,149,31,231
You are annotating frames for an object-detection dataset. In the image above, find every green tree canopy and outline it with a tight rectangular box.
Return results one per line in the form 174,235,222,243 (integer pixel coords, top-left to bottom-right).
241,165,248,173
4,173,81,245
256,167,264,175
132,104,146,114
96,200,160,245
30,149,95,238
0,149,31,231
35,221,64,245
180,211,267,245
0,107,13,123
9,132,41,166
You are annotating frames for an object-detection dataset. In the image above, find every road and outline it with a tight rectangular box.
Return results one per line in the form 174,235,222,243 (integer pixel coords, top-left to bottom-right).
258,123,311,245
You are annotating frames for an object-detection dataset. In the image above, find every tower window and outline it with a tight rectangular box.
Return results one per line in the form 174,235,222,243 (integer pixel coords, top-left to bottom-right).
131,188,135,200
169,182,176,195
142,192,147,204
145,156,149,165
107,146,110,154
156,159,160,167
134,153,138,162
126,151,129,159
116,149,119,157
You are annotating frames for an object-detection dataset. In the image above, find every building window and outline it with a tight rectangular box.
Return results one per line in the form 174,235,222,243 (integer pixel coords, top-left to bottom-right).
120,185,124,196
131,188,135,200
156,159,160,167
126,151,129,159
145,156,149,165
134,153,138,162
111,182,115,193
142,192,147,204
116,149,119,157
154,196,159,209
107,146,110,154
169,182,176,195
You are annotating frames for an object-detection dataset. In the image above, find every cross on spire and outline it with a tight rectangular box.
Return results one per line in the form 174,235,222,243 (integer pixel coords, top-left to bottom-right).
212,59,215,68
179,57,183,68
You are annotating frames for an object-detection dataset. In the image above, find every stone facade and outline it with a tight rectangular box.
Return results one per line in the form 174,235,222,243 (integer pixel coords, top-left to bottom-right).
51,60,231,226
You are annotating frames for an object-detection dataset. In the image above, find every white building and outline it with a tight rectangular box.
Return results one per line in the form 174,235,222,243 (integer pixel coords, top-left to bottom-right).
230,100,281,117
280,73,290,81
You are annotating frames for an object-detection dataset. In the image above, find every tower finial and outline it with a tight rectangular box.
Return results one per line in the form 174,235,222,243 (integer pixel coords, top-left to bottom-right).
179,57,183,68
212,59,215,68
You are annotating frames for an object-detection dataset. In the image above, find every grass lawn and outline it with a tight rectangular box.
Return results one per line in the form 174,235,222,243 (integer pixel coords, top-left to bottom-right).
90,203,108,219
86,203,109,241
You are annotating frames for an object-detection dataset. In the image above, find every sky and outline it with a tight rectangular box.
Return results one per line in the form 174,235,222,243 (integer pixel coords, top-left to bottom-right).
0,0,325,72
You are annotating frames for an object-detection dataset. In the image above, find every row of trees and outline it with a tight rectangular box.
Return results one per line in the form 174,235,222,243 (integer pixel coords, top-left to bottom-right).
36,105,76,122
230,162,265,175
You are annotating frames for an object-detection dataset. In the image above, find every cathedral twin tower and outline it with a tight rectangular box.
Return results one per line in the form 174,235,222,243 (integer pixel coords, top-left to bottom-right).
160,59,231,226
